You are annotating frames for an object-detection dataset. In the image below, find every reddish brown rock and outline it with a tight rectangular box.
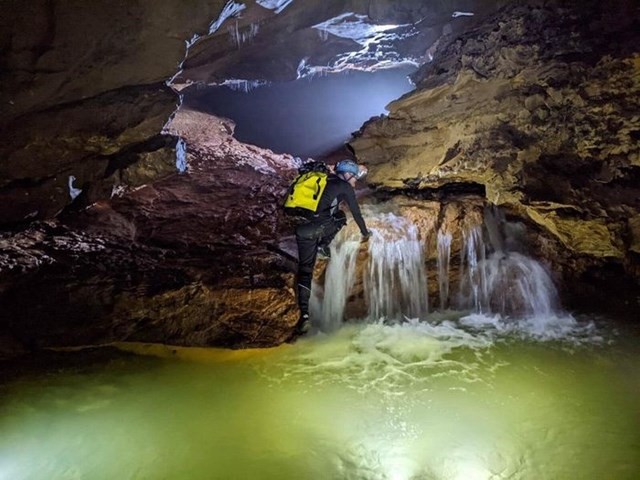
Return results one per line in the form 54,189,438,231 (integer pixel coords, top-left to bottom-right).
0,109,301,350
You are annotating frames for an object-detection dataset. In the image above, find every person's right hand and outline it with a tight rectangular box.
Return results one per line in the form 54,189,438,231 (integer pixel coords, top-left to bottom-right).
361,230,371,242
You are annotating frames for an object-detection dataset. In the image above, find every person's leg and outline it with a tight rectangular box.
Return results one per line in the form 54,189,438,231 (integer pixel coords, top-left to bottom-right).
317,211,347,256
295,224,320,319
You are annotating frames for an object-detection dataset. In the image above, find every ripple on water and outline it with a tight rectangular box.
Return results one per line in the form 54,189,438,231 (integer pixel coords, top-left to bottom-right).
267,313,607,396
1,314,637,480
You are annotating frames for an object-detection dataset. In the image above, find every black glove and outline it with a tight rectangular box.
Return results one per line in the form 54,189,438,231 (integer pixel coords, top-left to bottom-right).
361,230,371,242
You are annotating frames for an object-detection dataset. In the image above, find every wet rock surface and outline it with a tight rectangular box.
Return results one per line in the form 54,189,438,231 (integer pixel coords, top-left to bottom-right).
0,110,300,350
350,0,640,310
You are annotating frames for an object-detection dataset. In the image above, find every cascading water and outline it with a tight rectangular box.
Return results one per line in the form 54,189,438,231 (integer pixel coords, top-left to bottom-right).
457,226,489,313
313,212,429,330
312,237,360,331
455,210,560,318
436,231,452,310
365,213,429,321
318,203,564,329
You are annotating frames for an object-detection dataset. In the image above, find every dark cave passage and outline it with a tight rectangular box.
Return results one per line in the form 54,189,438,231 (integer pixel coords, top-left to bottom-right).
182,66,416,158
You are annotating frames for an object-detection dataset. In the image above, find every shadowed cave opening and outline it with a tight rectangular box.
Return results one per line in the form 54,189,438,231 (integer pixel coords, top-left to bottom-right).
182,66,416,158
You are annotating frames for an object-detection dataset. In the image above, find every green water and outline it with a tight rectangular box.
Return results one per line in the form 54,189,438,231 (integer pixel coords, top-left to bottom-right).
1,316,639,480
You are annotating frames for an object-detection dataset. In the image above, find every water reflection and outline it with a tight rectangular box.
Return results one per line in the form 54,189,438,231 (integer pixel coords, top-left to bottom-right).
1,316,639,479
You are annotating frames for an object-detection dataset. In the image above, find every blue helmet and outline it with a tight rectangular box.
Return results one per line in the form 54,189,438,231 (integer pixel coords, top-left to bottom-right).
335,159,360,176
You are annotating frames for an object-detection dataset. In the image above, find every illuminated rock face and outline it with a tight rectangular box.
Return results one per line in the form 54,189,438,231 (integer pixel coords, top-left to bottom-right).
351,0,640,308
0,0,511,351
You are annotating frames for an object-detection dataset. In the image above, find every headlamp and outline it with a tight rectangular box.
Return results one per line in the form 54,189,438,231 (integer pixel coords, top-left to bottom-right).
356,165,368,180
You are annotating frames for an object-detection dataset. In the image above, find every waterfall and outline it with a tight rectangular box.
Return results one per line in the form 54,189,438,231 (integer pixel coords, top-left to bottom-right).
316,204,563,331
314,212,429,330
456,210,559,318
481,252,559,317
313,235,360,332
366,213,429,321
437,231,452,310
457,226,489,313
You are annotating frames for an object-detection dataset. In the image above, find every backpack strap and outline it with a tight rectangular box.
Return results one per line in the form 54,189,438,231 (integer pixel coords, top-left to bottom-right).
313,176,322,200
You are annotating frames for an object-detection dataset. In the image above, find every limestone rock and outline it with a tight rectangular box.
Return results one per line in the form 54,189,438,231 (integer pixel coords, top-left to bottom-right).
0,0,229,227
629,215,640,255
351,0,640,301
525,206,623,258
111,284,298,348
175,0,506,87
0,333,26,360
0,0,227,120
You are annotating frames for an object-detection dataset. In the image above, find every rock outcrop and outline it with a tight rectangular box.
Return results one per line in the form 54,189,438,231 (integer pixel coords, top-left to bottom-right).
0,109,301,350
0,0,228,225
350,0,640,310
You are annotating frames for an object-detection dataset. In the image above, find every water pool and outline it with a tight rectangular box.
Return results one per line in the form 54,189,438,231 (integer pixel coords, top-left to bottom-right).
1,315,639,479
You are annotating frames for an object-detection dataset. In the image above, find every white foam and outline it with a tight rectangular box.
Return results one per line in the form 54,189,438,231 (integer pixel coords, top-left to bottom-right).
459,312,600,343
278,319,495,394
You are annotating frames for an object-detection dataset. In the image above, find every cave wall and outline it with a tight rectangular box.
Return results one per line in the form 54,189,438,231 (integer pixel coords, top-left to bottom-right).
0,0,509,225
1,0,301,352
175,0,507,86
0,0,515,353
0,108,301,353
350,0,640,311
0,0,228,224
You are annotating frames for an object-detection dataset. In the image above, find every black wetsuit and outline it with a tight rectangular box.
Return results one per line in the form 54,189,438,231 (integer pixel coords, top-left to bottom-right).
295,174,368,316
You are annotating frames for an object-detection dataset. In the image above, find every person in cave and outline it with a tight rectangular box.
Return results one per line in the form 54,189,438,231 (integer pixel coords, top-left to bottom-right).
293,159,370,336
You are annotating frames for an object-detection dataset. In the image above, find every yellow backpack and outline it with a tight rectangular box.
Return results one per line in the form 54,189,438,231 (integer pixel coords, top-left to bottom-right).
283,161,329,217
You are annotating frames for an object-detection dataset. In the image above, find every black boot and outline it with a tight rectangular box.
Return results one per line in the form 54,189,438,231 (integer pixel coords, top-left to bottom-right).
295,313,311,335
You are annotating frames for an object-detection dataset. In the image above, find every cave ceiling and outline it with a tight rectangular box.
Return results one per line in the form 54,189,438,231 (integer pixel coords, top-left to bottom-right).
173,0,508,89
